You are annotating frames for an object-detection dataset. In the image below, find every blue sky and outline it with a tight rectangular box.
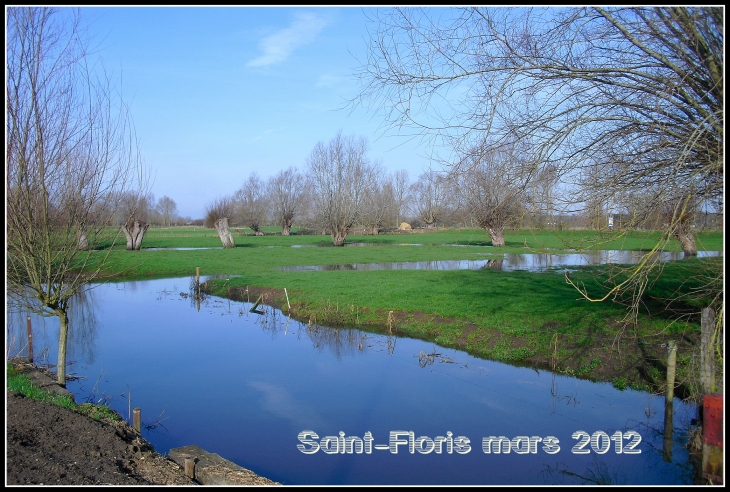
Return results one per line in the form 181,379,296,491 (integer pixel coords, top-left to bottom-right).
80,6,440,220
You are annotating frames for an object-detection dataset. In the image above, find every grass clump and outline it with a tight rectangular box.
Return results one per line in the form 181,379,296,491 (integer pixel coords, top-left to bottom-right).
7,363,122,424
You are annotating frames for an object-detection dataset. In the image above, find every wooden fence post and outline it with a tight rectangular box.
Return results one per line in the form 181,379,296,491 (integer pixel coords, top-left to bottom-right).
663,340,677,462
700,307,716,394
133,407,141,433
666,340,677,402
184,458,196,479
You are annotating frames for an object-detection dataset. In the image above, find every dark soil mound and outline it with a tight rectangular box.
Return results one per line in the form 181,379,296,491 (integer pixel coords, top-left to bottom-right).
6,391,195,485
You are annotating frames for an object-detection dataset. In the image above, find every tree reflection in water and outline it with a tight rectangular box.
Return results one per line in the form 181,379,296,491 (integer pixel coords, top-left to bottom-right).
6,285,99,371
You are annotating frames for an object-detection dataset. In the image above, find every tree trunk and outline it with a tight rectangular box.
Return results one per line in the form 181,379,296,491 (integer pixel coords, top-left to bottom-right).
483,259,504,270
214,218,236,248
121,220,149,250
77,232,88,251
371,225,380,235
281,224,291,236
56,308,69,387
249,223,264,236
486,227,506,247
675,230,697,256
332,226,348,246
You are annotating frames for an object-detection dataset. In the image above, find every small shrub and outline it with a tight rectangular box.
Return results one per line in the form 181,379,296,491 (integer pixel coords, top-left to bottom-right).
612,377,628,391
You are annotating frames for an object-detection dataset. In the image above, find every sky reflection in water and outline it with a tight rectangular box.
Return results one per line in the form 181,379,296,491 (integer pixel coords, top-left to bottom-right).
6,277,699,485
280,250,722,272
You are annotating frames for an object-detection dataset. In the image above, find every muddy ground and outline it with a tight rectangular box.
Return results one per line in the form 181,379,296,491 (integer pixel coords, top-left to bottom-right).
6,390,198,485
6,364,278,486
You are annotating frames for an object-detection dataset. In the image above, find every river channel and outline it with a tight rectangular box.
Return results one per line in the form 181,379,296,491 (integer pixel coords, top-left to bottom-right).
6,277,700,485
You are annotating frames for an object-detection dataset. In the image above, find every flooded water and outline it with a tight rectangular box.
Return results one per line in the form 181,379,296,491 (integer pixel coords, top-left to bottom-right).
144,247,224,251
280,250,722,273
7,277,699,485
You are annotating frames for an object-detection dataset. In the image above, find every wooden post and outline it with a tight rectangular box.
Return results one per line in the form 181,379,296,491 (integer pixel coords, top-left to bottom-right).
196,267,200,292
663,399,674,462
26,316,33,363
700,307,716,394
665,340,677,403
184,458,196,479
250,294,264,314
284,288,291,311
663,340,677,463
133,407,141,433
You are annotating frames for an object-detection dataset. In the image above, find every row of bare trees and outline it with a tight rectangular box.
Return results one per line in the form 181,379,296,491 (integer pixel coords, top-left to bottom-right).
350,7,722,250
205,131,417,246
205,128,718,248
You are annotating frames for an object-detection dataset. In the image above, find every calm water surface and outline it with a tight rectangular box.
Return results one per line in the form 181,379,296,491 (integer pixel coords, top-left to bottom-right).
280,250,722,272
7,277,699,485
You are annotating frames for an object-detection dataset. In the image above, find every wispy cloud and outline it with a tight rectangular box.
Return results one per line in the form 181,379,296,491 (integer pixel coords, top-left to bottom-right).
247,12,329,68
315,72,346,89
250,126,287,142
249,381,327,430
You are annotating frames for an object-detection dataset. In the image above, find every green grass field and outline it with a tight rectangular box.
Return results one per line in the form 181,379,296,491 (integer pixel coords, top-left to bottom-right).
92,226,723,398
113,225,723,252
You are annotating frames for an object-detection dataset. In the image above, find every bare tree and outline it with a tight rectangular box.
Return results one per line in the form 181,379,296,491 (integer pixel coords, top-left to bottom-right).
409,170,449,228
391,169,412,227
156,195,178,226
204,195,234,228
234,172,268,236
528,164,559,229
307,131,374,246
361,163,396,235
452,142,531,246
662,194,700,256
6,7,144,385
204,195,236,247
353,6,723,323
117,191,154,250
354,7,721,242
267,167,305,236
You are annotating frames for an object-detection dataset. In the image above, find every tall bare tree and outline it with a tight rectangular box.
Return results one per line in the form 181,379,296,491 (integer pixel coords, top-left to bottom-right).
528,164,559,229
409,170,449,228
234,172,268,236
361,162,396,235
156,195,178,226
452,142,531,246
307,131,375,246
353,6,723,323
267,167,305,236
391,169,412,227
6,7,144,385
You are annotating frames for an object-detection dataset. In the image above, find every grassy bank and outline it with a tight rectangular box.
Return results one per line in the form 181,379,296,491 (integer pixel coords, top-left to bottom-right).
7,362,124,424
91,227,723,399
110,226,724,252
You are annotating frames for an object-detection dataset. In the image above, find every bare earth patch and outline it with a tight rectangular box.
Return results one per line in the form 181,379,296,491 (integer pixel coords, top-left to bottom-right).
6,390,197,485
6,386,276,485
